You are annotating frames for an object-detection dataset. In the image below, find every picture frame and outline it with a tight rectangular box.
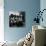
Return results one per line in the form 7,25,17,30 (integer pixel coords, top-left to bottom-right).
9,11,25,27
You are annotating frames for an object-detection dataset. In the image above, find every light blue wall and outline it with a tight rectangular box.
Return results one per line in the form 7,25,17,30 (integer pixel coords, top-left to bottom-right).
40,0,46,27
4,0,40,42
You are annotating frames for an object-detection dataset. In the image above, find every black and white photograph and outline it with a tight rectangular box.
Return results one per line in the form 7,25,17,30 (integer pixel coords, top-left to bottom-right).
9,11,25,27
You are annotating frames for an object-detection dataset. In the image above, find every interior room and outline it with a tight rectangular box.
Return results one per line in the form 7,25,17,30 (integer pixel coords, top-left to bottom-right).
0,0,46,46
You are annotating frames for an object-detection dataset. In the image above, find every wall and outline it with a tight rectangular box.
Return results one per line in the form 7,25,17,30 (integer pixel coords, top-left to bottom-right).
40,0,46,27
0,0,4,42
4,0,40,42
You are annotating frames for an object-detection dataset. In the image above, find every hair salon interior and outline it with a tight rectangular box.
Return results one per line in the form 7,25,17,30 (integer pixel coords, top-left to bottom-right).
0,0,46,46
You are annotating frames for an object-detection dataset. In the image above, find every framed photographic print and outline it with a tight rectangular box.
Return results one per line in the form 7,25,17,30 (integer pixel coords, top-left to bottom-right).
9,11,25,27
